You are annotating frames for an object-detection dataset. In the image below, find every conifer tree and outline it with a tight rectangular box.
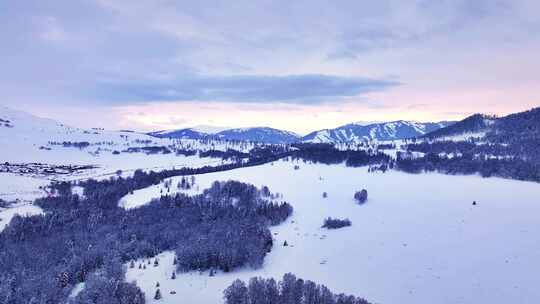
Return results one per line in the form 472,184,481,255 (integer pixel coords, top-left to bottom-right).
154,288,162,300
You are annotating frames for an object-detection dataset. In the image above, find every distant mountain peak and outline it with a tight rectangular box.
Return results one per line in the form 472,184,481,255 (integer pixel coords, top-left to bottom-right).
150,121,453,144
149,126,300,144
214,127,300,144
302,120,454,143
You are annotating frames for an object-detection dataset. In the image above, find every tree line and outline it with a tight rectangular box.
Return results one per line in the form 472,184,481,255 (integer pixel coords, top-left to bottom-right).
224,273,372,304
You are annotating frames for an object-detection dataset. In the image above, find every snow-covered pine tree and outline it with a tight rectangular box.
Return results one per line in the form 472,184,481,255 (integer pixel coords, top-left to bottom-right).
154,288,162,300
354,189,368,204
223,279,248,304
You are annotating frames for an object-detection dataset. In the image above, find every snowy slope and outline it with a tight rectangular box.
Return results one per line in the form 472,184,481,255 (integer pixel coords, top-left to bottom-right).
0,106,164,164
303,121,453,143
124,159,540,304
0,106,232,176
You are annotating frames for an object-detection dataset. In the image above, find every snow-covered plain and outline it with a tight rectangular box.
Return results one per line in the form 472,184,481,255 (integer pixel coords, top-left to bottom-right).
0,173,49,202
124,159,540,304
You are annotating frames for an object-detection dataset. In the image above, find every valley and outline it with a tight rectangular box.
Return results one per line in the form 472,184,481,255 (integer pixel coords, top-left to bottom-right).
1,106,539,304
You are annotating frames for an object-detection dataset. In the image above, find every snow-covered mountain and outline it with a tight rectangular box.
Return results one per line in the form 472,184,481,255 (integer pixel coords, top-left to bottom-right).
151,121,454,144
148,128,208,140
302,121,454,143
214,127,300,144
151,126,300,144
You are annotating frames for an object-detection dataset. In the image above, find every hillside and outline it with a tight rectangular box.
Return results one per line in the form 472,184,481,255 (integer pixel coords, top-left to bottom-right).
402,107,540,182
422,107,540,142
0,106,235,183
421,114,495,140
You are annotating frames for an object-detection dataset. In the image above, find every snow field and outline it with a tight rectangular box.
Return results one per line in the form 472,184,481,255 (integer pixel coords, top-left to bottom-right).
124,159,540,304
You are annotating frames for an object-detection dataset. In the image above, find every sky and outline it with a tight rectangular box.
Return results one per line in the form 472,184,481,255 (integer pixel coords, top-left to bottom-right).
1,0,539,134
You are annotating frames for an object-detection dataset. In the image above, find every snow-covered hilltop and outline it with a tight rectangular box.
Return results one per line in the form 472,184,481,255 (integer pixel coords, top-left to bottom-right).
0,106,157,163
302,120,454,144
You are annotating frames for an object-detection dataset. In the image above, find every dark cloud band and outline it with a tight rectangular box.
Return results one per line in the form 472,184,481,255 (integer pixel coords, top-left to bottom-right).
90,74,399,104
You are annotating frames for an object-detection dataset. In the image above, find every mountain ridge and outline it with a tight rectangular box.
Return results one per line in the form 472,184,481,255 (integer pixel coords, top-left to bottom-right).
149,120,455,143
302,120,455,143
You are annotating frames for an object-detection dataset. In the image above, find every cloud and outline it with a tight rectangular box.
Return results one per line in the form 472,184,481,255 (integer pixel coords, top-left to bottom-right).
325,0,512,60
88,74,399,104
0,0,539,128
36,16,68,42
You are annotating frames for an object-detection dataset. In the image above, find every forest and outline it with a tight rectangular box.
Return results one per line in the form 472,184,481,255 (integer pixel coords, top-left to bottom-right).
291,143,391,167
395,151,540,182
0,173,291,303
405,107,540,182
